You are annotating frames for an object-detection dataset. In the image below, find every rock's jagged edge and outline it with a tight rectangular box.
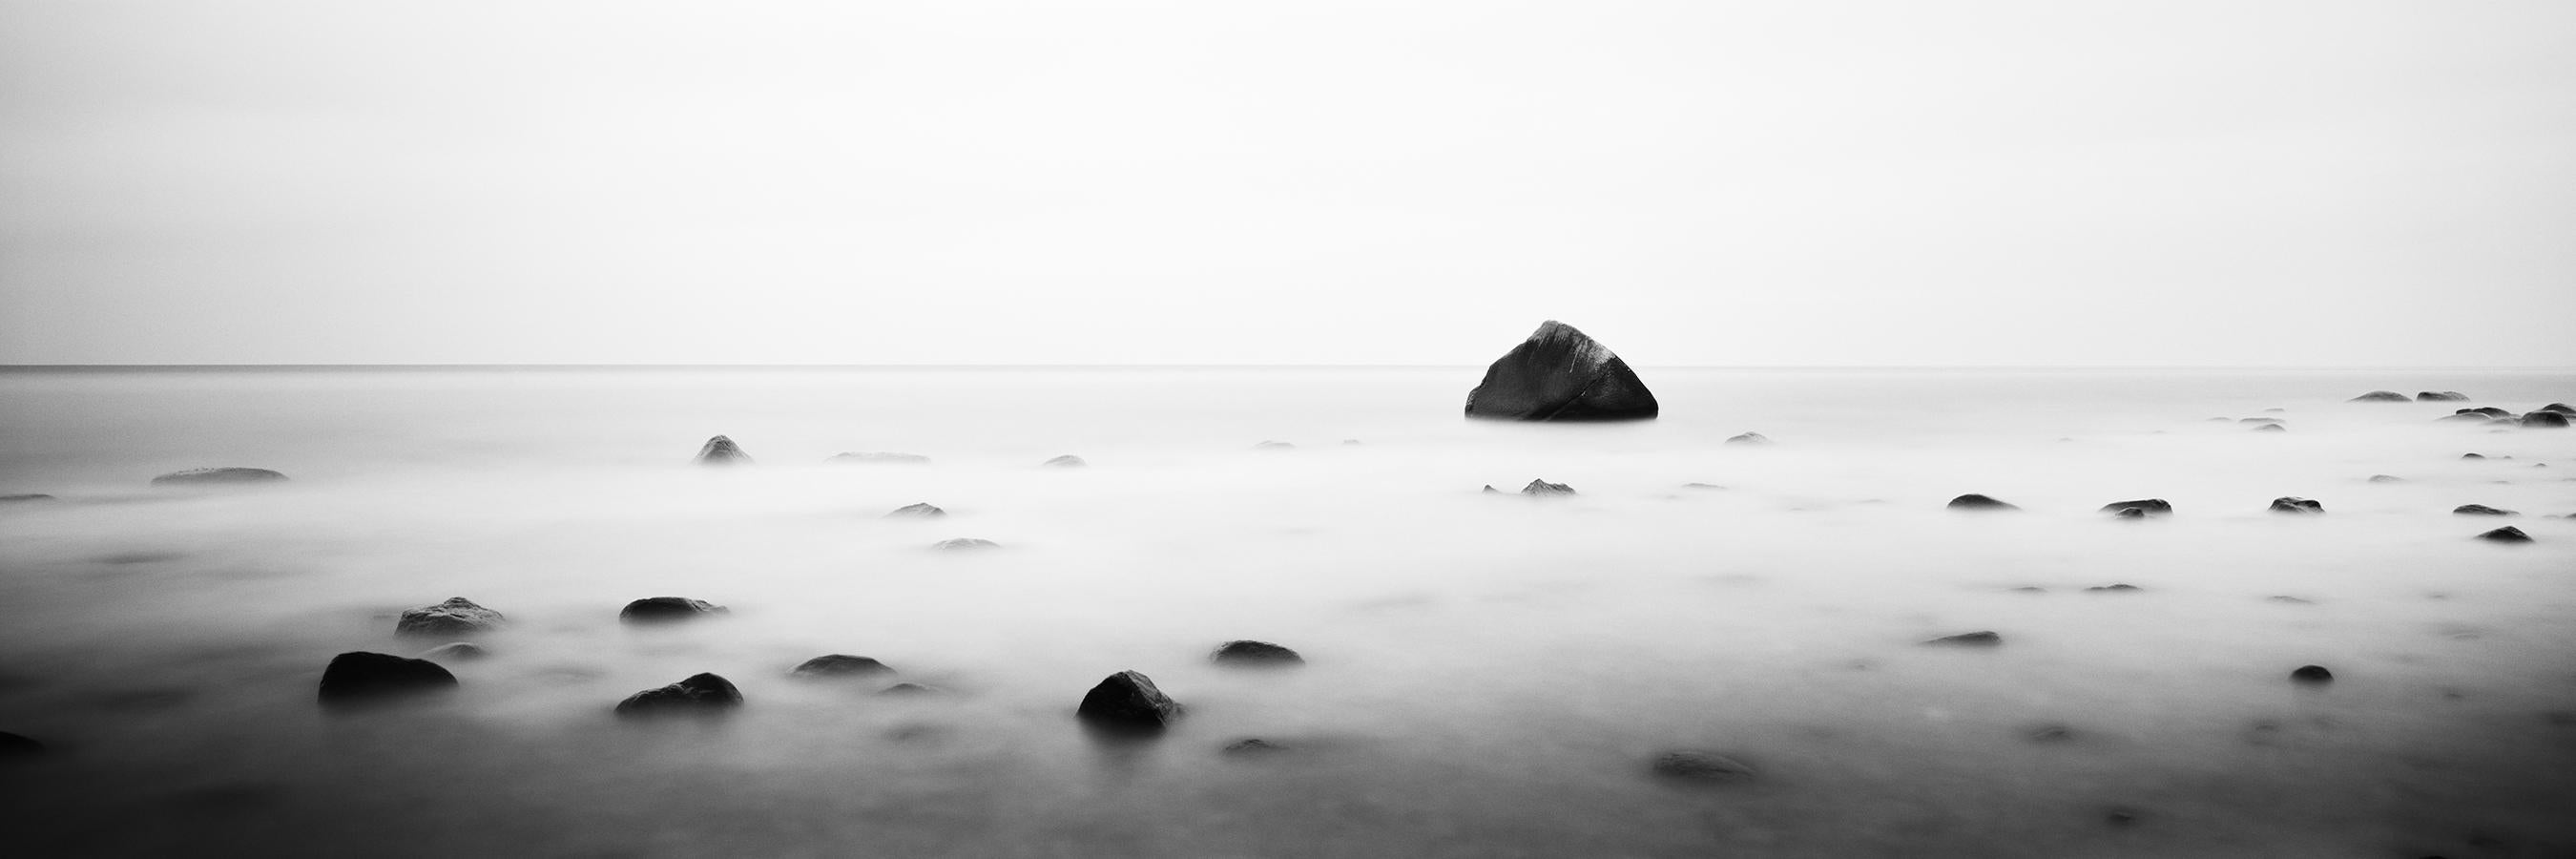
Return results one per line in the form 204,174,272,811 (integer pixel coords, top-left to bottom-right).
1465,321,1659,422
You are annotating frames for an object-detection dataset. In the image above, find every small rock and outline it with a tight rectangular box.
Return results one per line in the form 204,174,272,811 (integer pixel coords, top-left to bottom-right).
2461,453,2485,460
0,730,46,757
1076,670,1181,731
2291,665,2334,684
2368,474,2403,483
1681,482,1728,491
1211,639,1303,666
828,451,930,464
2267,596,2315,604
1946,494,2019,512
2417,391,2468,401
2008,586,2046,593
0,493,57,503
395,597,505,638
2348,390,2411,402
150,468,288,487
1223,738,1287,755
2104,807,2142,827
614,673,743,717
2268,496,2324,514
1725,432,1772,445
2439,412,2500,423
694,435,752,466
2252,423,2287,432
318,652,458,706
1924,631,2003,647
878,682,942,696
2086,584,2142,593
1651,750,1756,782
2521,411,2570,429
1521,479,1575,496
418,642,488,661
2239,417,2284,425
2023,723,2075,743
1043,454,1088,468
1480,485,1501,493
618,597,728,624
2099,498,2171,516
790,655,895,680
2453,504,2518,516
2475,526,2533,544
884,502,945,518
932,537,1000,551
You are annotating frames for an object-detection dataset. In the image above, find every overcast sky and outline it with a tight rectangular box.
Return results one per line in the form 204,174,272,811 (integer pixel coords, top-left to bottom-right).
2,1,2571,366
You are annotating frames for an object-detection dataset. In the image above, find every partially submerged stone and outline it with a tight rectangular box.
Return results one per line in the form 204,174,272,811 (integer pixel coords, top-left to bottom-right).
2268,497,2324,514
1223,738,1288,755
2544,403,2574,415
2476,526,2533,544
1076,670,1182,732
2367,474,2403,483
150,468,287,487
318,652,457,706
395,597,505,638
1924,631,2004,647
694,435,752,466
2087,584,2143,593
1651,750,1756,783
618,597,728,624
2252,424,2287,432
2099,498,2171,516
885,502,945,518
2523,411,2570,429
615,673,743,717
1946,494,2019,512
1254,441,1296,450
2453,504,2519,516
1043,454,1088,468
1521,479,1575,496
2348,390,2410,402
1211,639,1304,666
2291,665,2333,684
1725,431,1772,445
418,641,488,662
1464,321,1658,421
2458,407,2514,418
2416,391,2468,401
0,493,56,503
933,537,1000,551
790,655,895,680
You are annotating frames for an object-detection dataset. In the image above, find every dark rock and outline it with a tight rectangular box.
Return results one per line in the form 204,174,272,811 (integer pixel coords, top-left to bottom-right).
2544,403,2574,414
2417,391,2468,401
2453,504,2519,516
2087,584,2142,593
884,502,945,518
2252,423,2287,432
1650,750,1755,782
1946,494,2019,512
2291,665,2334,684
2461,452,2486,460
1223,738,1287,755
614,673,743,717
828,451,930,465
318,652,458,706
2476,526,2533,544
878,682,942,696
2522,411,2570,429
618,597,728,624
2099,498,2171,516
932,537,1000,551
395,597,505,638
1076,670,1181,732
2439,412,2500,423
2268,496,2324,514
1463,321,1658,421
790,655,894,680
1043,454,1087,468
0,493,56,503
2458,407,2513,418
0,730,44,757
2349,390,2410,402
2368,474,2403,483
1725,431,1771,445
1481,485,1501,493
150,468,288,487
694,435,752,466
1924,631,2003,647
1254,441,1296,450
1521,479,1575,496
1211,639,1303,666
418,642,488,661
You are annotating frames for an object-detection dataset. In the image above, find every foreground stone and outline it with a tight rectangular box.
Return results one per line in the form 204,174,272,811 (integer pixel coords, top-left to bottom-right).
2268,497,2324,514
2477,526,2533,544
2348,390,2410,402
614,673,743,717
318,652,458,706
618,597,729,624
2291,665,2333,684
1463,321,1658,421
790,655,895,680
694,435,752,466
150,468,288,487
1651,750,1756,783
2524,411,2571,429
884,502,945,518
1077,670,1182,732
2100,498,2172,516
1924,631,2004,647
2252,424,2286,432
396,597,505,638
1211,640,1304,666
828,451,930,464
1521,479,1575,496
2454,504,2519,516
1947,494,2019,512
2368,474,2403,483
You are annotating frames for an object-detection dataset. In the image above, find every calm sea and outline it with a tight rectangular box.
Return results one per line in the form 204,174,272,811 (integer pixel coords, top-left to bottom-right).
1,367,2571,857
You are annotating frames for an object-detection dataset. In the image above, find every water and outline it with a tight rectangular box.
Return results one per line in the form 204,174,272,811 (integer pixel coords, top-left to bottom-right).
1,367,2571,858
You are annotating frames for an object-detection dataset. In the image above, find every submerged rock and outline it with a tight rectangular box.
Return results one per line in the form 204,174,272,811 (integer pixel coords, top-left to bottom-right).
1725,431,1772,445
2476,526,2533,544
2252,424,2286,433
1924,631,2004,647
614,673,743,717
0,493,56,503
2544,403,2574,415
395,597,505,638
2099,498,2172,516
2087,584,2143,593
2268,497,2324,514
932,537,1000,551
1076,670,1182,732
150,468,287,487
2440,412,2501,423
418,642,488,661
2523,411,2570,429
878,682,942,697
1521,479,1576,496
1651,750,1756,783
1463,321,1658,421
1223,738,1288,755
618,597,729,624
1211,640,1303,666
2267,596,2316,605
2291,665,2334,684
1681,482,1728,491
2417,391,2468,402
1043,454,1088,468
694,435,752,466
790,655,895,680
318,652,457,706
828,451,930,465
2022,723,2077,743
2368,474,2403,483
2348,390,2410,402
2453,504,2519,516
1480,485,1501,494
2459,407,2514,418
2239,417,2283,425
884,502,945,518
1946,494,2019,512
2462,452,2486,460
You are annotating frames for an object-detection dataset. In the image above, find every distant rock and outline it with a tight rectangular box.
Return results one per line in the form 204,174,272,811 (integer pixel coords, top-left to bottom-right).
2462,453,2486,460
2440,412,2500,423
0,493,55,503
2544,403,2575,415
1725,432,1772,445
1076,670,1181,732
318,652,458,706
614,673,742,717
694,435,752,466
2239,417,2283,425
2368,474,2403,483
2252,424,2286,432
1043,454,1087,468
2022,723,2076,743
1211,640,1303,666
1222,738,1287,755
2268,497,2324,514
1521,479,1575,496
2267,596,2315,605
150,468,287,487
2476,526,2533,544
2099,499,2172,516
2417,391,2468,402
790,655,895,680
878,682,942,697
1946,494,2019,512
2290,665,2333,684
884,502,945,518
1254,441,1296,450
1463,321,1658,421
1681,483,1728,491
828,451,930,465
932,537,1000,551
2086,584,2143,593
1481,485,1501,494
2523,411,2570,429
618,597,728,624
2453,504,2519,516
2009,586,2046,593
396,597,505,638
2459,407,2513,418
418,642,488,662
1924,631,2004,647
1651,750,1756,783
2348,391,2410,402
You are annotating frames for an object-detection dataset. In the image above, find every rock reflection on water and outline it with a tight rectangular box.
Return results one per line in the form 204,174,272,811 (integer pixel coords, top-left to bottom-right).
0,367,2571,857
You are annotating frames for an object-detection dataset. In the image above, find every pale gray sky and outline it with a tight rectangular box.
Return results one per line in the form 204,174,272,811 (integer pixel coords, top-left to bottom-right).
3,0,2571,366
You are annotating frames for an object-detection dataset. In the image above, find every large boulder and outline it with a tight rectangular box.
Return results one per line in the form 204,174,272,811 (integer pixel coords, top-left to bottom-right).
694,435,752,466
1464,321,1658,421
1947,494,2019,512
1210,640,1304,666
2522,411,2570,429
2268,497,2324,514
395,597,505,638
790,655,895,680
318,651,458,706
618,597,728,624
2416,391,2468,402
614,673,743,717
1076,670,1182,732
150,468,287,487
2099,498,2172,516
2347,390,2410,402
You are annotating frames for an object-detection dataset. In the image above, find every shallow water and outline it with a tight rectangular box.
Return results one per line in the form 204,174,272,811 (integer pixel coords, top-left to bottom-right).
1,367,2572,858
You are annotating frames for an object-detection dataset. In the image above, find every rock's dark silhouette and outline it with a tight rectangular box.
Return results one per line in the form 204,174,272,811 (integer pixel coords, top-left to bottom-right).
1223,738,1287,755
2523,411,2570,429
618,597,728,624
614,673,742,717
1480,485,1501,493
1521,479,1575,496
150,468,287,487
1947,494,2019,512
878,682,942,696
2023,723,2076,743
0,493,55,503
2477,526,2533,544
1725,432,1771,445
2252,424,2287,432
828,451,930,465
1651,750,1756,782
396,597,505,638
1043,454,1087,468
2417,391,2468,401
1211,640,1303,666
933,537,1000,551
790,655,894,680
318,652,458,706
2100,499,2172,516
2348,390,2410,402
2454,504,2519,516
1463,321,1658,421
2462,453,2486,460
885,502,945,518
1076,670,1181,732
694,435,751,466
419,642,487,661
2544,403,2574,414
2440,412,2501,423
1925,631,2004,647
2291,665,2333,684
2087,584,2143,593
2269,497,2324,514
2459,407,2514,418
2267,596,2316,604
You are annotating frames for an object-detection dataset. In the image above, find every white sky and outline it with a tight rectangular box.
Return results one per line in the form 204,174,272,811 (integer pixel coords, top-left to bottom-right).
3,0,2572,366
